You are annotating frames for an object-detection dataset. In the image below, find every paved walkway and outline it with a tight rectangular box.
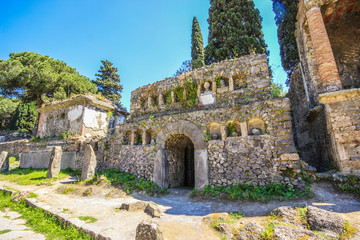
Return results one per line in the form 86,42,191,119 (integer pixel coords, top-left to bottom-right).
0,208,45,240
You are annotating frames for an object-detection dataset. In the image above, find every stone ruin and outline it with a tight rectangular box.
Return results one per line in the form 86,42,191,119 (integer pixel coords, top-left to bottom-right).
289,0,360,174
0,54,305,189
1,0,359,188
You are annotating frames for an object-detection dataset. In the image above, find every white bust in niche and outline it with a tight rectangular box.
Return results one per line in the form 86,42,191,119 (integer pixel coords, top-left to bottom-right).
200,81,215,105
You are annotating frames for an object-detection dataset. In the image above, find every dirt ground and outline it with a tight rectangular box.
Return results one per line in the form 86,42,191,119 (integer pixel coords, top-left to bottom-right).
1,177,359,240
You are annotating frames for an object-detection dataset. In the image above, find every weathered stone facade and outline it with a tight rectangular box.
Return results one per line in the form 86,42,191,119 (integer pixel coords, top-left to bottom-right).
36,94,128,138
1,54,304,189
290,0,360,173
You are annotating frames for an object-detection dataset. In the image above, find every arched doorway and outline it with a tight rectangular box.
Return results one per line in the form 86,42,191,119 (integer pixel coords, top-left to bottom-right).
166,134,195,187
153,120,209,189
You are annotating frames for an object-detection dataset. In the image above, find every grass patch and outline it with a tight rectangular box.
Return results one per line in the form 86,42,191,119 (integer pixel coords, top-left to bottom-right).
261,220,279,240
0,229,12,235
334,175,360,196
340,220,358,239
89,169,168,196
0,191,92,239
190,183,311,202
78,216,97,223
0,167,80,185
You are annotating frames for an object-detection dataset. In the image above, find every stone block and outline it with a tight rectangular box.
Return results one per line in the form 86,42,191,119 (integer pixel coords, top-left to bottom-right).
280,154,300,161
81,144,97,180
46,146,63,178
135,219,163,240
0,151,9,172
20,151,76,169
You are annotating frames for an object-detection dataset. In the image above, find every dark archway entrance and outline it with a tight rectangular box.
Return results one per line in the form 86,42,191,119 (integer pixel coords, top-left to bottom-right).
165,134,194,187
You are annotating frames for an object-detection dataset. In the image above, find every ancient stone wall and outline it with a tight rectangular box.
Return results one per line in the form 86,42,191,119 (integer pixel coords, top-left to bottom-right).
288,66,334,170
130,54,271,118
38,105,84,138
318,89,360,173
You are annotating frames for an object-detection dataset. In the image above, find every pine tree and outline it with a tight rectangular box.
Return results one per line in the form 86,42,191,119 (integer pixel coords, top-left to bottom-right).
95,60,123,105
272,0,299,85
191,17,205,69
205,0,268,65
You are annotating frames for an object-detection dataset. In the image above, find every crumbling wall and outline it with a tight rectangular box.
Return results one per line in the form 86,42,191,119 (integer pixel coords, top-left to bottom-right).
130,54,271,118
288,66,334,170
38,105,83,138
82,105,109,137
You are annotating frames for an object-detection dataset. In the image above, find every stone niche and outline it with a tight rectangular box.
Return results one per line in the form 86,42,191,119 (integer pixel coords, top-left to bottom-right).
36,94,128,139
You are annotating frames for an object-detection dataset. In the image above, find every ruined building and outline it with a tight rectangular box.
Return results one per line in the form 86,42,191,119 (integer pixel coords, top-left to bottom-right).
289,0,360,173
113,54,303,189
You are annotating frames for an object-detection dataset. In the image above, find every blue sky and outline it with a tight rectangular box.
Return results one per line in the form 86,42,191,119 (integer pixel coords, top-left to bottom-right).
0,0,286,111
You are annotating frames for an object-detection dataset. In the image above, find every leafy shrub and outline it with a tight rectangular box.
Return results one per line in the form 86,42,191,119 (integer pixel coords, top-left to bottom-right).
191,183,310,202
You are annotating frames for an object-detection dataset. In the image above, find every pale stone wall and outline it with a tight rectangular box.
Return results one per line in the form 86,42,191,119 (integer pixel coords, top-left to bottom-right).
37,105,84,138
82,105,109,137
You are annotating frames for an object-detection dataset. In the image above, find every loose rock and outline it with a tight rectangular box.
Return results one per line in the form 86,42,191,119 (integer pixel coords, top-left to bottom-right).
135,219,163,240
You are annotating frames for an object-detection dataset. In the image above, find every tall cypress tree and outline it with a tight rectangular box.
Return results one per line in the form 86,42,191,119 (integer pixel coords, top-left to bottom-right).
205,0,268,65
95,60,123,105
272,0,299,85
191,17,205,69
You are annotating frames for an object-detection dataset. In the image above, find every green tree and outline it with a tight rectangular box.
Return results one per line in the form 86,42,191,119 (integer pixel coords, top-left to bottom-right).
0,97,19,130
205,0,268,65
0,52,97,107
191,17,205,69
10,101,38,133
94,60,123,105
272,0,299,85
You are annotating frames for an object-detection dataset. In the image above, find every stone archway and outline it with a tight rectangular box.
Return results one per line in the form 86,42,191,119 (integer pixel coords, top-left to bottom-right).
153,120,209,189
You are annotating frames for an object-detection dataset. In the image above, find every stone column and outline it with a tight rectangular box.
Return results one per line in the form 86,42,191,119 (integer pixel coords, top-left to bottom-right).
212,81,217,95
130,131,136,145
158,94,164,106
148,96,153,108
194,148,209,189
46,146,63,178
0,151,9,173
197,85,202,97
220,125,227,140
306,7,342,92
153,150,168,188
229,76,234,91
142,130,148,145
171,91,175,104
240,122,248,137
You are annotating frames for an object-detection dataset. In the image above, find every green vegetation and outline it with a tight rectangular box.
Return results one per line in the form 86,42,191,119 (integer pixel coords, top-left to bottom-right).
9,101,38,133
78,216,97,223
191,183,310,202
0,191,92,239
183,79,198,108
340,220,358,239
205,0,268,65
226,122,240,137
333,175,360,196
0,168,80,185
270,82,286,98
94,60,123,106
0,229,12,235
210,212,244,229
91,169,167,196
0,97,19,130
0,52,97,107
191,17,205,69
261,219,279,240
272,0,299,85
59,129,78,141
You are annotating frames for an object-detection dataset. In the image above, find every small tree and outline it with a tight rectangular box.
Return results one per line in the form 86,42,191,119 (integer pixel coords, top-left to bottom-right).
95,60,123,105
191,17,205,69
10,101,38,133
